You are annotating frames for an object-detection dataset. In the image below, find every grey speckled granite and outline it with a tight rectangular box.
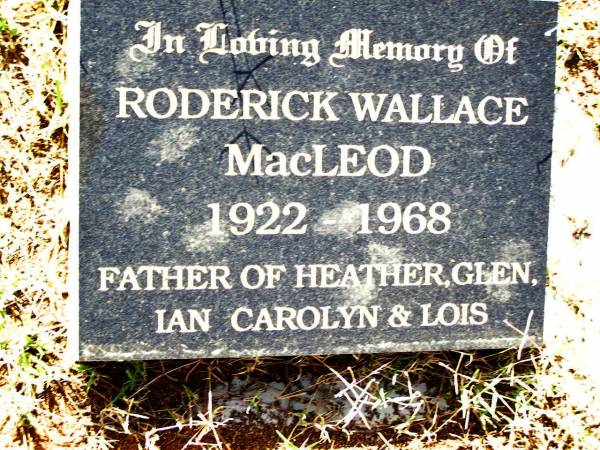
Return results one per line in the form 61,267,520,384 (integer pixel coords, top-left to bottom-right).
76,0,557,361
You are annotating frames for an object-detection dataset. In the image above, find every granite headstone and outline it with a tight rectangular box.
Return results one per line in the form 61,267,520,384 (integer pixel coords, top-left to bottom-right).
70,0,558,360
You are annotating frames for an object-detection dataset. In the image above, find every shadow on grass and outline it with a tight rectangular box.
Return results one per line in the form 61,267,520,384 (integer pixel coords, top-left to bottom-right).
82,349,539,449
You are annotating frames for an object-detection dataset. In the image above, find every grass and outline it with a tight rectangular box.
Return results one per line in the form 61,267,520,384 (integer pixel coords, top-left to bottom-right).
0,0,599,448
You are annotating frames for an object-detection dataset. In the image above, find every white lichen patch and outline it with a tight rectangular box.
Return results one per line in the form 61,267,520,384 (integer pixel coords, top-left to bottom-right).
342,282,378,306
314,201,363,238
499,240,534,262
484,282,512,303
340,243,407,305
182,220,229,253
368,242,406,264
115,48,158,83
339,243,406,306
118,188,165,224
148,124,198,163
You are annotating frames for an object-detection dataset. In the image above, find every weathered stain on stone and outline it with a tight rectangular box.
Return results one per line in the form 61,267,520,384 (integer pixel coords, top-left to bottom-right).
118,188,165,224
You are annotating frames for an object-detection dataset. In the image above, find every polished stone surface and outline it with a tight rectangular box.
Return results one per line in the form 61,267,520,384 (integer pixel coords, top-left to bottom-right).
77,0,557,360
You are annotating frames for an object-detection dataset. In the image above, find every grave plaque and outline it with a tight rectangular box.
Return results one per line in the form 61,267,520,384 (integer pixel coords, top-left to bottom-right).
69,0,558,360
